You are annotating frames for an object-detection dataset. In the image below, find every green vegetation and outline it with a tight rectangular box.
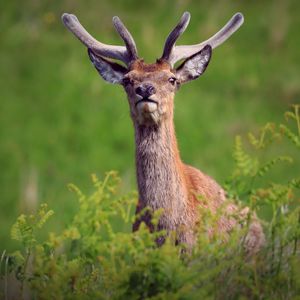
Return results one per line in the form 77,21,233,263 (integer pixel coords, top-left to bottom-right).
0,0,299,283
1,106,299,299
2,0,300,296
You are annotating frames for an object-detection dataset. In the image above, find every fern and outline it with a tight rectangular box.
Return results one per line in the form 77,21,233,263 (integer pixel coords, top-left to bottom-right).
10,214,35,247
257,156,293,177
280,124,300,148
2,107,300,299
248,122,281,150
285,104,300,136
233,135,258,176
10,204,53,248
279,104,300,148
36,204,54,229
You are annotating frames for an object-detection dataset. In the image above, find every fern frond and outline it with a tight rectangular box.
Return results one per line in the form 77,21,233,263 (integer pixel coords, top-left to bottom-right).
248,132,260,149
285,104,300,136
68,183,86,203
233,136,258,176
289,178,300,189
248,123,281,150
10,215,27,242
257,156,293,177
36,208,54,229
280,125,300,148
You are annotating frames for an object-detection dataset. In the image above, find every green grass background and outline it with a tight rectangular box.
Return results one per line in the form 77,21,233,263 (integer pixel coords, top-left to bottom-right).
1,0,299,251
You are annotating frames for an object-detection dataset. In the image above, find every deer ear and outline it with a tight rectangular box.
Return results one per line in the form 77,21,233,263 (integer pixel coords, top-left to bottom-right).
88,49,127,84
176,45,212,84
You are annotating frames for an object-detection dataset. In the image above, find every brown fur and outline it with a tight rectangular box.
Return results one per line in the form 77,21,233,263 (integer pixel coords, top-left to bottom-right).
125,61,265,254
68,10,259,252
87,51,265,253
129,59,172,73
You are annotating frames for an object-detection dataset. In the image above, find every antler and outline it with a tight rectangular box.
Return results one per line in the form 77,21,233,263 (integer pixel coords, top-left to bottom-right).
161,12,191,62
61,13,138,65
161,12,244,67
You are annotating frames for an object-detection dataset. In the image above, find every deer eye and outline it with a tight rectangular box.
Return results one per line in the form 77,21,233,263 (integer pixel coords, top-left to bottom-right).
168,77,177,85
122,77,133,86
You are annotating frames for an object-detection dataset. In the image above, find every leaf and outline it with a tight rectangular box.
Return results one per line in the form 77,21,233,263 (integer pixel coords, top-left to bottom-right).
284,111,297,122
10,215,27,242
280,125,300,148
257,156,293,177
233,136,258,176
68,183,86,203
36,210,54,229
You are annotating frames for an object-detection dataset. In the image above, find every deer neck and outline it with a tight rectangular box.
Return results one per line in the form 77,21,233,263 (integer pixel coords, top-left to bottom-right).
134,117,188,219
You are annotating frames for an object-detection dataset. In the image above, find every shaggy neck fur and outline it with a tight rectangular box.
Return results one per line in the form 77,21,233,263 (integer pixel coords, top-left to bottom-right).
134,118,188,229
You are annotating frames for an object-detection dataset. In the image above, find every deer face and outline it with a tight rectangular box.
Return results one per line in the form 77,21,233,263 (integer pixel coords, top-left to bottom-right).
62,12,243,125
88,45,212,126
122,60,177,126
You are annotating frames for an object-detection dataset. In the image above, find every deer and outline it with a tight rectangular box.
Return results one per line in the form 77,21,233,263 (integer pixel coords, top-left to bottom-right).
62,11,265,254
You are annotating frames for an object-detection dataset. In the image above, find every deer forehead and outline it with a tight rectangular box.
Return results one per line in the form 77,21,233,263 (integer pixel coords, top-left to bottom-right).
127,71,173,83
127,60,175,83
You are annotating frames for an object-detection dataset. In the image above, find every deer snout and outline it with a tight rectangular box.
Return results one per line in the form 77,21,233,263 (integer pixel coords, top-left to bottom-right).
135,83,156,98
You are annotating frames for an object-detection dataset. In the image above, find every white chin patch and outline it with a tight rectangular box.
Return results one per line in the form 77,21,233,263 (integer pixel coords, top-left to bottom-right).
136,101,157,113
136,102,159,125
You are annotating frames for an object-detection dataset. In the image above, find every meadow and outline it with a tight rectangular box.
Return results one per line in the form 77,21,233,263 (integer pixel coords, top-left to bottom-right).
0,0,299,278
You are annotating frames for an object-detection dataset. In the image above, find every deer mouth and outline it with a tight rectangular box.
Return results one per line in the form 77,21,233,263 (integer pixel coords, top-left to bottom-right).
135,98,160,125
135,98,158,107
135,98,158,115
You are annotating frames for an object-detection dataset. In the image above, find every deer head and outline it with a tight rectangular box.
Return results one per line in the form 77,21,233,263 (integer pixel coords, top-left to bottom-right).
62,12,243,126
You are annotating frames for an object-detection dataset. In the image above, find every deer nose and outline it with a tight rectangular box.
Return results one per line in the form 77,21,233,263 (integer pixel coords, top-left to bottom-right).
135,84,156,98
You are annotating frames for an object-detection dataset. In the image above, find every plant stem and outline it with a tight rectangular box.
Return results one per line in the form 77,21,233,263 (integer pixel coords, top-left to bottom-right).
21,248,31,299
293,212,300,255
5,255,9,300
293,105,300,136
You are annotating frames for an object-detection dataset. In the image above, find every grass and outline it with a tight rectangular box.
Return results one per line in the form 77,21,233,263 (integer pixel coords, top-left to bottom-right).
1,108,299,298
0,0,299,252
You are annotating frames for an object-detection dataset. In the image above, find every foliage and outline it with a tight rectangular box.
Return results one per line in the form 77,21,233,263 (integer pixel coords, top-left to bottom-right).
1,0,300,250
1,106,300,299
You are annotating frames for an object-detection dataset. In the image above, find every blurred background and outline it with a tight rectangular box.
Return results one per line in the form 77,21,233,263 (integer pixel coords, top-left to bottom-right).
1,0,299,250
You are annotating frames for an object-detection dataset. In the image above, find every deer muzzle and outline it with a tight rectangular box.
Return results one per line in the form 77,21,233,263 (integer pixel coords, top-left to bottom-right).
136,96,158,113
